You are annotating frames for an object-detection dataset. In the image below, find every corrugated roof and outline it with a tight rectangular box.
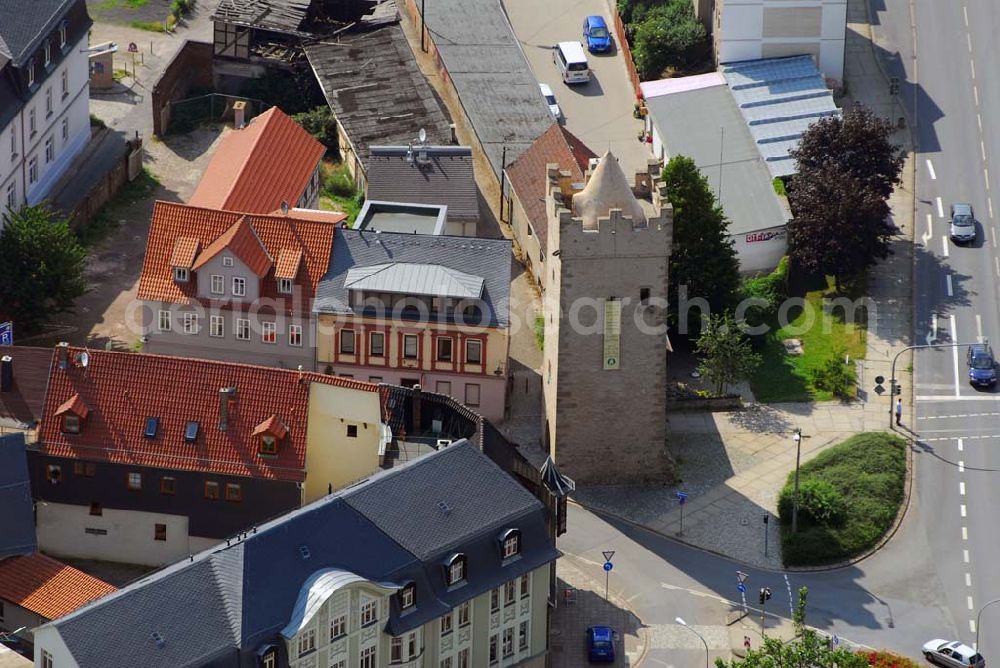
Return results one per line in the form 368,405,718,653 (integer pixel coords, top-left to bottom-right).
0,433,36,559
366,146,479,220
721,56,841,178
36,347,378,482
344,263,485,299
0,553,115,620
188,107,326,214
315,229,512,327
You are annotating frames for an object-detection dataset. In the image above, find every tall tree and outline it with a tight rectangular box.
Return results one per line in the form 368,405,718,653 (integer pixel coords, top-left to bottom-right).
0,205,87,335
787,105,905,289
695,314,761,395
662,155,741,334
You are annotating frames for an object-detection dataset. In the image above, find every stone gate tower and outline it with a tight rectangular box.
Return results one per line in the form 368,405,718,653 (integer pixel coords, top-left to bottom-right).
541,152,674,483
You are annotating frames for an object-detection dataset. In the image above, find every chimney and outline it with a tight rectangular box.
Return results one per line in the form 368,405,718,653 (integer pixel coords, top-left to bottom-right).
56,342,69,369
411,384,422,434
218,386,237,431
0,355,12,393
449,123,457,144
233,100,247,129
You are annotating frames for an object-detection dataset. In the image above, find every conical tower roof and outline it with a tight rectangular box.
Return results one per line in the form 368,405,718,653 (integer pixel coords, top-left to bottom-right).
540,456,575,497
572,151,646,229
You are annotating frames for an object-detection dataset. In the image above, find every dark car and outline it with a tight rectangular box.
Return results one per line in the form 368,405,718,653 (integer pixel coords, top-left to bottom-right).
967,343,997,387
950,203,976,243
582,15,612,53
587,625,615,663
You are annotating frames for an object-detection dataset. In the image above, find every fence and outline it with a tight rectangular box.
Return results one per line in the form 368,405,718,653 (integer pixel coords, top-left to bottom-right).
612,10,642,99
67,134,143,230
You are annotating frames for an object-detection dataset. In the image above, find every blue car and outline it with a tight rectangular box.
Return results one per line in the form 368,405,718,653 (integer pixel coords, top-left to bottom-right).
587,625,615,663
582,15,612,53
967,343,997,387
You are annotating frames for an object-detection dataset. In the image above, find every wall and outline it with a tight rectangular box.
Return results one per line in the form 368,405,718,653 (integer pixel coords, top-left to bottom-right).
195,253,261,302
1,601,46,646
303,382,383,503
730,223,787,275
151,40,214,137
506,186,544,291
32,627,77,668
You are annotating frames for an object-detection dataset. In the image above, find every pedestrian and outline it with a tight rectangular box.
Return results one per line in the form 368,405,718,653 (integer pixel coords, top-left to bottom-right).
895,398,902,426
744,636,751,652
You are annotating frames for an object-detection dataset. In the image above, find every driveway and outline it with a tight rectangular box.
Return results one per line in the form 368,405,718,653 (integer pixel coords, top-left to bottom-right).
502,0,650,177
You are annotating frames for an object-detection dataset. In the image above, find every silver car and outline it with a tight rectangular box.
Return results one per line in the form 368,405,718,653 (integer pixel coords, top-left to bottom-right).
922,639,985,667
950,203,976,243
539,83,563,122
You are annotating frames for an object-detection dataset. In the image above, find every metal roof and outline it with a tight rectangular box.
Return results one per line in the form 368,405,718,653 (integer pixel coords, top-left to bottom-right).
721,56,841,178
0,433,36,559
280,569,399,639
345,263,485,300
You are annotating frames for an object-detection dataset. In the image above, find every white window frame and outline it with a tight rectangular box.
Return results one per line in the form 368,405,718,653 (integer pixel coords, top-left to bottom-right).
27,58,35,87
261,321,276,344
297,627,316,657
458,648,469,668
59,22,67,48
448,557,465,585
61,117,68,143
520,573,530,598
390,636,403,663
61,69,68,98
502,533,519,559
158,310,171,332
403,334,418,359
360,645,377,668
436,336,453,362
360,599,378,626
210,315,224,338
45,136,53,163
210,274,224,294
400,584,415,609
127,472,142,490
440,611,453,636
236,318,250,341
29,108,36,135
278,277,293,294
263,652,277,668
9,125,15,158
489,634,498,665
6,182,15,211
183,313,198,335
232,276,246,296
330,614,347,640
458,601,470,627
518,620,529,651
504,580,516,605
222,256,234,267
44,40,51,67
174,267,189,282
340,329,355,355
289,324,302,347
41,650,53,668
502,627,514,658
28,156,38,184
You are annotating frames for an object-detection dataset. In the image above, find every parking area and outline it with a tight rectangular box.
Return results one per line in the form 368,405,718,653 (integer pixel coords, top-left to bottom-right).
502,0,651,177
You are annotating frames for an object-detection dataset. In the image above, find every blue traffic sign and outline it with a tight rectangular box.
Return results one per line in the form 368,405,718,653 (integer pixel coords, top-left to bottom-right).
737,582,747,593
603,561,613,572
674,490,688,505
0,322,11,346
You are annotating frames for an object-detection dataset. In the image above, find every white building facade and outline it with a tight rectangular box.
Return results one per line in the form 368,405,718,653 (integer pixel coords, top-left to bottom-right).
0,0,93,223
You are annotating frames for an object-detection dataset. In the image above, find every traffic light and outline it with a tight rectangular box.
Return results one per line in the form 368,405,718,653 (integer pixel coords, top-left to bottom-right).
759,587,772,604
759,588,765,605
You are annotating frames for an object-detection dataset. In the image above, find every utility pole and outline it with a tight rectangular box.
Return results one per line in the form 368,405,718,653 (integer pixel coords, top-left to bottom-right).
791,429,810,533
758,587,771,636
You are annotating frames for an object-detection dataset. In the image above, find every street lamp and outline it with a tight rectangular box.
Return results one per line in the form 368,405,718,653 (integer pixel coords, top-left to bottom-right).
675,617,709,668
975,598,1000,653
792,428,803,533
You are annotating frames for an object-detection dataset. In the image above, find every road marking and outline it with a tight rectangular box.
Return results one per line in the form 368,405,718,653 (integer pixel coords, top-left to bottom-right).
993,226,998,248
959,438,965,451
963,526,968,540
943,236,950,257
917,396,1000,402
979,113,984,132
983,141,988,161
960,460,966,472
977,314,983,341
968,34,974,52
952,314,961,396
927,159,937,180
995,256,999,277
967,573,973,587
965,548,971,563
974,85,980,106
918,412,1000,419
960,481,966,495
969,596,976,611
922,214,933,246
989,198,995,219
964,5,969,26
972,619,978,635
938,196,945,218
947,274,954,296
961,504,967,517
972,59,976,80
986,168,991,191
927,313,938,345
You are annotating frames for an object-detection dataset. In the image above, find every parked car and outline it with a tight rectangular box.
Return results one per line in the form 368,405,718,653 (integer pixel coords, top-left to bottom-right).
967,343,997,387
539,83,562,122
582,15,612,53
950,203,976,243
587,625,615,663
553,41,590,85
922,639,985,668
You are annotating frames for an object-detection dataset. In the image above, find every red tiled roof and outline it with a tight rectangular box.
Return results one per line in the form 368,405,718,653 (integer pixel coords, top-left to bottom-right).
269,208,349,224
274,248,303,280
0,346,52,427
37,347,379,482
0,553,116,620
54,393,88,418
505,124,597,252
192,217,273,277
252,414,288,439
138,201,338,315
169,237,200,269
188,107,326,214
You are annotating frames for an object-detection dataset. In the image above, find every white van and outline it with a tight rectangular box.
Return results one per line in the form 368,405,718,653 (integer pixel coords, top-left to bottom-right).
552,41,590,85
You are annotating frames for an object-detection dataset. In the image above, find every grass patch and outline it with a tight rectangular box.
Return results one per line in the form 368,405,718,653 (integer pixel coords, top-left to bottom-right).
113,69,129,82
318,161,364,224
96,0,150,9
749,274,867,402
779,432,906,567
75,168,161,246
534,315,544,351
130,19,167,31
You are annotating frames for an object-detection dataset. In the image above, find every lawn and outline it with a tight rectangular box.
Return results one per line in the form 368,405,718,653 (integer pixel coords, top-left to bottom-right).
779,432,906,567
318,161,364,224
749,274,867,403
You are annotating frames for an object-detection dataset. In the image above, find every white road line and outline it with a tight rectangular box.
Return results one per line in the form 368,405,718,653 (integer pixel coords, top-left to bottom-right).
982,141,988,161
989,198,995,219
918,412,1000,419
917,395,1000,402
952,314,961,396
960,481,966,495
986,168,991,191
961,504,967,517
995,257,999,277
993,226,998,248
979,113,984,131
947,274,954,296
959,438,965,451
943,236,950,257
974,85,980,106
960,460,966,472
938,196,945,218
964,5,969,26
963,526,969,540
967,573,973,587
972,619,978,635
968,34,973,52
972,60,977,80
965,548,971,563
969,596,975,611
927,159,937,180
977,314,983,341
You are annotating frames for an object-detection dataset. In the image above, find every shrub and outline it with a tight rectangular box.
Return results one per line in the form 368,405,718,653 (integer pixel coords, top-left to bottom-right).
293,106,338,155
323,163,357,199
740,256,788,330
860,649,921,668
772,176,788,197
811,351,856,399
778,478,847,527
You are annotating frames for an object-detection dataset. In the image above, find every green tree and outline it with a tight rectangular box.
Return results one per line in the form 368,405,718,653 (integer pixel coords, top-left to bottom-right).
631,0,707,79
0,205,87,335
293,106,338,155
662,155,741,333
695,314,761,395
787,105,904,289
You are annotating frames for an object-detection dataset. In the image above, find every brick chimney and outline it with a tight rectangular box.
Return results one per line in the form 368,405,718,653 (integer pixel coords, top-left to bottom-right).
56,342,69,369
0,355,12,393
219,386,237,431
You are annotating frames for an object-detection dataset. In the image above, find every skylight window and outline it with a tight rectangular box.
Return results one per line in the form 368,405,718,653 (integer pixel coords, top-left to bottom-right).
144,417,159,439
184,421,199,442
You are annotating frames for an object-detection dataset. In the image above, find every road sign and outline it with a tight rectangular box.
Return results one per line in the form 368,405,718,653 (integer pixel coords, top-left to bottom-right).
736,571,748,585
874,384,885,395
128,42,138,52
875,375,885,385
737,582,747,593
0,322,11,346
674,491,688,505
603,561,613,572
602,551,615,562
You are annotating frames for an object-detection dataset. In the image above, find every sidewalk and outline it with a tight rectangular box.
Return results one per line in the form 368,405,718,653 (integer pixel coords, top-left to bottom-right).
554,0,916,572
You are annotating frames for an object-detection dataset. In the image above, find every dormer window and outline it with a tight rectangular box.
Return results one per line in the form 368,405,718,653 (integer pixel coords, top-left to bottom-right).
278,277,293,294
63,414,80,433
59,22,67,48
27,58,35,87
55,393,89,434
500,529,521,560
44,40,51,67
445,553,467,586
174,267,189,282
260,435,277,455
253,415,288,456
399,582,416,610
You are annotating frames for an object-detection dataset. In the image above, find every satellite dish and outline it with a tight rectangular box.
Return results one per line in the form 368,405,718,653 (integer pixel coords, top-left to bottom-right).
77,351,89,368
418,128,427,144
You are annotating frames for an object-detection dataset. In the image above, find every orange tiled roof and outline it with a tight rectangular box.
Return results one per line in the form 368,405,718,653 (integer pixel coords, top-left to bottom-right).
188,107,326,214
274,248,303,280
54,393,88,418
252,414,288,439
138,201,339,315
0,553,116,620
192,217,273,277
37,347,379,482
169,237,201,269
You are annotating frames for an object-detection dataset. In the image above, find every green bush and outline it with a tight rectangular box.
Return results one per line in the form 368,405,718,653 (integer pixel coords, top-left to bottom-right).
778,478,847,527
772,176,788,197
811,351,856,399
631,0,707,79
740,256,788,330
323,163,357,199
293,106,338,155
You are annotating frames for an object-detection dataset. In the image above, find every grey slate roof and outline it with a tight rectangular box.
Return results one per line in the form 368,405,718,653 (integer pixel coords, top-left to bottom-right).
314,228,512,328
643,82,789,235
367,146,479,220
0,433,37,559
40,441,558,667
0,0,74,63
304,21,454,168
419,0,552,178
721,56,841,178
